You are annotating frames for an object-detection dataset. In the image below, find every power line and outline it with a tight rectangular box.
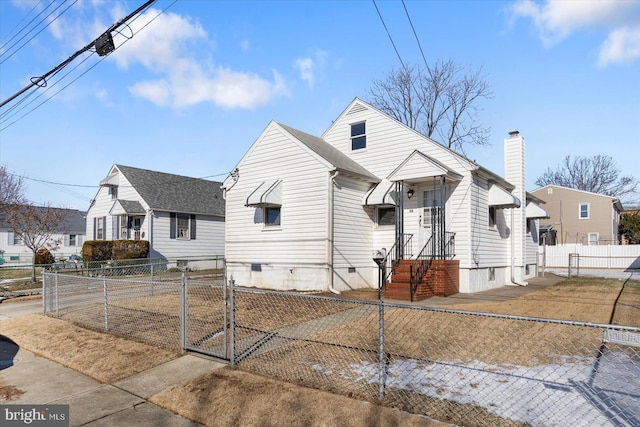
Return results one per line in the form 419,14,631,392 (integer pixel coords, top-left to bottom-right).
372,0,407,70
0,0,158,110
401,0,430,72
0,0,79,65
0,0,178,130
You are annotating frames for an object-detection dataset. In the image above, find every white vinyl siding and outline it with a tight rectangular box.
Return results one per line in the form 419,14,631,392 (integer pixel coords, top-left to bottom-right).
225,124,330,272
152,212,224,258
85,172,149,242
332,178,375,289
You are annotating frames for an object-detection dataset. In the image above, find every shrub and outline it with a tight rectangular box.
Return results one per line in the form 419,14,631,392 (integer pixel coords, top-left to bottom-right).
82,241,113,263
35,248,55,265
111,240,149,260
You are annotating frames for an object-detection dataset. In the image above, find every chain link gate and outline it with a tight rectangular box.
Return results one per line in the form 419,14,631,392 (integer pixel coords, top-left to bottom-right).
183,277,229,359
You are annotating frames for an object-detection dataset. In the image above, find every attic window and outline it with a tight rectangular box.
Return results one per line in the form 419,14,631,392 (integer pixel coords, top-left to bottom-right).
108,185,118,200
351,122,366,150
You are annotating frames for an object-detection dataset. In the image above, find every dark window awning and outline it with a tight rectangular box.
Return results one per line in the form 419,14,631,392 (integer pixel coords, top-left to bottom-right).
488,184,520,208
245,180,283,207
362,179,396,206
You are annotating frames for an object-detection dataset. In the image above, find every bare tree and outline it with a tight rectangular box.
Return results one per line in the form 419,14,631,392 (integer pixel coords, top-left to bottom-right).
5,204,68,282
535,155,638,201
367,61,492,152
0,165,25,208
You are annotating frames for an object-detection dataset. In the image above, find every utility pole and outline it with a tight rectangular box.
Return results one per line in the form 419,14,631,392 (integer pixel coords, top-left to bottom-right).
0,0,157,109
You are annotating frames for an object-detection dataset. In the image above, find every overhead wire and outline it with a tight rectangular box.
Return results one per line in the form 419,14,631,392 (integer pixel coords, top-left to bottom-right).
0,0,170,129
372,0,407,70
0,0,47,52
0,0,78,65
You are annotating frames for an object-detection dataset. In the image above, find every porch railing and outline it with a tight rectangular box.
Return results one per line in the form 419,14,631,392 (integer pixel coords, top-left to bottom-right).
380,234,414,288
409,232,456,301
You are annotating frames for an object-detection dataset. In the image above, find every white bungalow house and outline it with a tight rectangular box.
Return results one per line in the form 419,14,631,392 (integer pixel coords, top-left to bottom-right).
85,164,225,260
222,98,548,299
0,207,86,264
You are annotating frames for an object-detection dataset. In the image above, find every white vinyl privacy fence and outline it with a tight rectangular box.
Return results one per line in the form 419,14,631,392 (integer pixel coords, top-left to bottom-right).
42,263,640,427
540,245,640,270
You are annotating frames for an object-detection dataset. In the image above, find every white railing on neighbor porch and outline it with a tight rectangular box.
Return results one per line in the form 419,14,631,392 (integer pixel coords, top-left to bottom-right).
539,244,640,269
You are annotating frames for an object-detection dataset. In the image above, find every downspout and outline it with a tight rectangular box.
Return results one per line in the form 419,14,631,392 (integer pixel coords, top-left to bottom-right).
148,210,153,258
328,170,340,294
510,207,528,286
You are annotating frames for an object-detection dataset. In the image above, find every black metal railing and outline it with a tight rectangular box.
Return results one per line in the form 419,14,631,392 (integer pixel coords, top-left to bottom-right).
380,234,414,288
409,232,456,301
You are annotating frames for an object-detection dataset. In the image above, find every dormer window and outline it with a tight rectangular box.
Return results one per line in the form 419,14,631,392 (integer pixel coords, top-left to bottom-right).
108,185,118,200
351,122,366,150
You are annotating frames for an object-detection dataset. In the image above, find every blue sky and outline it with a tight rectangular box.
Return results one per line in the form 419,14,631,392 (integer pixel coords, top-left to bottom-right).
1,0,639,210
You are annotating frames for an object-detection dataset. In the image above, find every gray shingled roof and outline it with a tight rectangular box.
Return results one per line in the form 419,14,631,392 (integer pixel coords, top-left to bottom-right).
116,200,145,214
0,207,86,234
277,123,379,182
114,165,225,216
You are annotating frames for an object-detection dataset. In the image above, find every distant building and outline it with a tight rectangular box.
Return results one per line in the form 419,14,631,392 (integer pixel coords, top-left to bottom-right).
0,207,85,264
85,164,225,260
531,185,623,245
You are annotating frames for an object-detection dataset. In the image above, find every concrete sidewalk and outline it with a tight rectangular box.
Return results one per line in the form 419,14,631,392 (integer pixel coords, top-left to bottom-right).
0,300,226,427
406,273,567,307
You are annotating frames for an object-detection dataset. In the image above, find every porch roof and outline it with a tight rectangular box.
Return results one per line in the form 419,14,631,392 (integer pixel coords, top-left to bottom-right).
362,179,396,206
488,184,521,208
110,200,145,216
245,180,283,207
387,150,463,184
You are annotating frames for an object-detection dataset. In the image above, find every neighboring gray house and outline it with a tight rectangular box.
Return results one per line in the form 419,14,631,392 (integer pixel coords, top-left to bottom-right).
0,207,86,264
223,98,548,299
531,185,623,245
85,164,225,260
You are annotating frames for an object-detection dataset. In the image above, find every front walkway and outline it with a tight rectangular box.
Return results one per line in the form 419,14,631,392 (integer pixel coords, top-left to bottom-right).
401,273,566,308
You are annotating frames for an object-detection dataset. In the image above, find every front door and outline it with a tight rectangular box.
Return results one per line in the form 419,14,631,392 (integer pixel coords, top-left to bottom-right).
418,187,445,255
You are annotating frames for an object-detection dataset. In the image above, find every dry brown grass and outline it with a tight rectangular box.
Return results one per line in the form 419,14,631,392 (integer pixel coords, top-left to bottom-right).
442,277,640,326
4,276,639,427
1,314,178,383
150,367,447,427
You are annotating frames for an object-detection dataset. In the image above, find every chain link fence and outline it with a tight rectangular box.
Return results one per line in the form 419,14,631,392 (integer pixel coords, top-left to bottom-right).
42,266,640,426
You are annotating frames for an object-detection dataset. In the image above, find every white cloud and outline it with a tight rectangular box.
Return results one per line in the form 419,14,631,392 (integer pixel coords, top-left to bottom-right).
509,0,640,65
598,26,640,66
113,9,287,109
294,49,328,89
295,57,315,88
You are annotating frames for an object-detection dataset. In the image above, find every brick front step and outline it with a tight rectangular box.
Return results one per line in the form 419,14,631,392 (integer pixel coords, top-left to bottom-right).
382,259,460,301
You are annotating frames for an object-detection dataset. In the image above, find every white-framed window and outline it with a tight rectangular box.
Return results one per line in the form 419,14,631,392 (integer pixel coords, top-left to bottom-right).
377,207,395,227
264,207,281,227
69,234,77,246
579,203,589,219
588,232,599,245
108,186,118,200
488,207,497,228
176,214,190,239
121,215,129,239
13,233,23,245
96,218,104,240
350,122,366,150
